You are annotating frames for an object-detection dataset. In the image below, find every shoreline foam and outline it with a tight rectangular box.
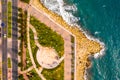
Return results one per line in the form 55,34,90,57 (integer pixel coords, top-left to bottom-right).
40,0,106,59
32,0,105,80
82,30,106,58
39,0,105,58
41,0,80,26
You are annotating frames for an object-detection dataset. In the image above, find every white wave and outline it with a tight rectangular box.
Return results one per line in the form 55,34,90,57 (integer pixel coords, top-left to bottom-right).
57,0,80,25
41,0,60,15
94,46,105,59
102,5,106,8
63,5,77,12
86,34,106,59
94,31,100,35
40,0,80,26
84,69,89,80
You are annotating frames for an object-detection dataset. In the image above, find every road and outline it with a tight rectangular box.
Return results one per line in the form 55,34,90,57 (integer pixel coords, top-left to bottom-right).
11,0,18,80
1,0,8,80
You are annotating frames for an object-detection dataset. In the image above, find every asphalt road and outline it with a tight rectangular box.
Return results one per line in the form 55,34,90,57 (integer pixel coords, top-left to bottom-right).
1,0,8,80
12,0,18,80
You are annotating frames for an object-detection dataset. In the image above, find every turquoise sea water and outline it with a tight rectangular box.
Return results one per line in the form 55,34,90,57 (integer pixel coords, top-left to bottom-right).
42,0,120,79
66,0,120,80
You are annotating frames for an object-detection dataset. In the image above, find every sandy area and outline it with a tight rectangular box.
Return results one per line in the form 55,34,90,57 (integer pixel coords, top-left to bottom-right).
32,0,102,80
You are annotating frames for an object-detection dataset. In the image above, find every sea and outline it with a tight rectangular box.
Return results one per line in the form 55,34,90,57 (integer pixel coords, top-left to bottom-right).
41,0,120,80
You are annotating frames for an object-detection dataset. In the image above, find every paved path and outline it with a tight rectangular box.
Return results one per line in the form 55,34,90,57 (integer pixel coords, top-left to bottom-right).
8,68,12,80
1,0,8,80
11,0,18,80
19,66,34,74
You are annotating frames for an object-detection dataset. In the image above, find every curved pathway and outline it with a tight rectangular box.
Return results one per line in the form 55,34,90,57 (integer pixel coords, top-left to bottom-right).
19,66,34,74
29,24,64,69
27,10,46,80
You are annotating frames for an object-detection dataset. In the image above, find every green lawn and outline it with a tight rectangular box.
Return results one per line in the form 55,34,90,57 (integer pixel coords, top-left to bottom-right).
29,29,40,68
30,16,64,80
7,58,11,68
30,16,64,57
42,61,64,80
20,0,30,4
27,69,42,80
18,74,24,80
25,49,32,69
8,2,12,38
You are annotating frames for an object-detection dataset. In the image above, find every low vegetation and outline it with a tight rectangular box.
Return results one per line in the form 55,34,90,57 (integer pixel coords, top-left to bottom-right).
25,49,32,69
30,16,64,57
29,29,40,68
7,58,11,68
18,74,24,80
20,0,30,4
42,61,64,80
8,2,12,38
18,8,27,46
27,69,42,80
18,8,23,68
18,8,27,70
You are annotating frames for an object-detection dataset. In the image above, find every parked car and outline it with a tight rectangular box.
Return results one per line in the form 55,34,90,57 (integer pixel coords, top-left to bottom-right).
4,34,6,38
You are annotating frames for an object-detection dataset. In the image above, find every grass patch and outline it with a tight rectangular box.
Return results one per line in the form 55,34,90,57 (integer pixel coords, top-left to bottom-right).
25,49,32,69
20,0,30,4
29,29,40,68
18,8,27,70
7,58,11,68
18,74,24,80
27,69,42,80
42,61,64,80
18,10,27,46
8,1,12,38
30,16,64,57
18,8,27,45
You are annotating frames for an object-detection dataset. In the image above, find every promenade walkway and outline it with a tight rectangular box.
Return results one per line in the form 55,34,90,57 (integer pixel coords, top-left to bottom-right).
19,1,74,80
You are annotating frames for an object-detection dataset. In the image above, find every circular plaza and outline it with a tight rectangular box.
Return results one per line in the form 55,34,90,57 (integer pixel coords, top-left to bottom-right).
36,47,60,69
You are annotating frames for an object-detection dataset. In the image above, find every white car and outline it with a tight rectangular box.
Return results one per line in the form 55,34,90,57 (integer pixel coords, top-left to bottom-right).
4,34,7,38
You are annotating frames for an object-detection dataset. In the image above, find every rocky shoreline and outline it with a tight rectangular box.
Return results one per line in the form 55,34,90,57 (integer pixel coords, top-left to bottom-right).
32,0,103,80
